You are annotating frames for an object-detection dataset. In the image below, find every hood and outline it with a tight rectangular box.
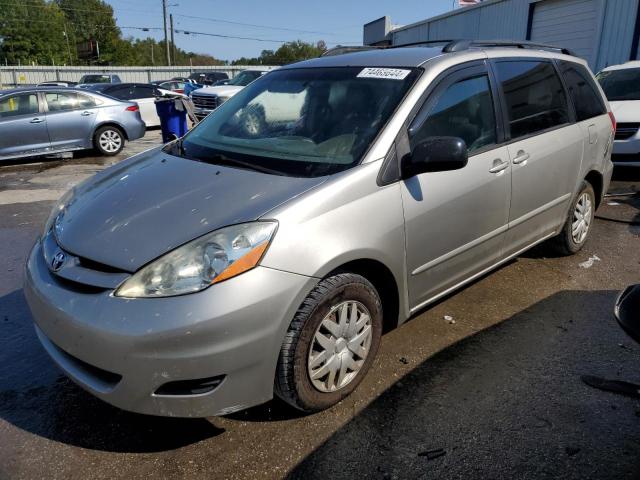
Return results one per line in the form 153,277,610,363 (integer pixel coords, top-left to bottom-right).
196,85,244,97
55,148,326,272
609,101,640,123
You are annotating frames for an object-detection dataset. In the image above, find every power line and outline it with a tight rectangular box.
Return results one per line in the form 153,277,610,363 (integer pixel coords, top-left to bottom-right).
174,29,357,45
172,13,334,36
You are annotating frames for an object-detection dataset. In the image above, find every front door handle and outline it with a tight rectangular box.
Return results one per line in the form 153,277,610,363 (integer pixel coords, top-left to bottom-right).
80,111,94,116
489,159,509,173
512,150,530,165
30,117,45,123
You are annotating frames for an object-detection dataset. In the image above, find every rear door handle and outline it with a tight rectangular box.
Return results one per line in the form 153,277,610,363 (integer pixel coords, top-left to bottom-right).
80,111,94,116
489,159,509,173
512,150,530,165
30,117,45,123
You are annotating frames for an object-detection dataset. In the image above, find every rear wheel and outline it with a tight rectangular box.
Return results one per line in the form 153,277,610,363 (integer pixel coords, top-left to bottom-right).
275,273,383,412
546,180,595,255
94,125,124,156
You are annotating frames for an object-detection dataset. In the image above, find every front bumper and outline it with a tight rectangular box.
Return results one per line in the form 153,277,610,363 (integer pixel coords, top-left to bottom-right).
24,241,316,417
612,136,640,166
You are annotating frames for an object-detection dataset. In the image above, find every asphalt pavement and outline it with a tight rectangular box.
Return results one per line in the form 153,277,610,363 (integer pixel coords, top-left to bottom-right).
0,134,638,479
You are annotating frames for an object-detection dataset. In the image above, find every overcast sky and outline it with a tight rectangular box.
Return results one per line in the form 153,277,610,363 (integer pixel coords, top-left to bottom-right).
106,0,457,61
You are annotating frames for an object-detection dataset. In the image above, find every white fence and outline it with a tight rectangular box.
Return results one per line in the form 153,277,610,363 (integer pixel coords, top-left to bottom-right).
0,65,277,88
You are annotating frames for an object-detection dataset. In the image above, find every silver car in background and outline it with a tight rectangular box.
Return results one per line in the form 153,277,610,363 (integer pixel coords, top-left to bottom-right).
0,87,145,160
25,41,613,417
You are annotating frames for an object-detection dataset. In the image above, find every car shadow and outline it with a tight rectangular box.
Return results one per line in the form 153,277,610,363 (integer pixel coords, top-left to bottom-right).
287,290,640,479
0,289,223,453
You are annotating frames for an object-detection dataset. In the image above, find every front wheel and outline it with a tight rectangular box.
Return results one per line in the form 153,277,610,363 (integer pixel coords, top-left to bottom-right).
275,273,383,412
547,180,596,255
94,125,124,156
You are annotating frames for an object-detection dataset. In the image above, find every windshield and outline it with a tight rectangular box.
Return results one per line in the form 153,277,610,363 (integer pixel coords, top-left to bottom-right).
228,71,262,86
596,68,640,101
173,66,419,177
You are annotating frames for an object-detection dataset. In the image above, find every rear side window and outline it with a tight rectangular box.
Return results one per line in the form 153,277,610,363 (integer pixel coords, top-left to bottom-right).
45,92,79,112
77,94,96,108
495,61,570,139
558,61,606,121
411,75,497,154
0,93,38,117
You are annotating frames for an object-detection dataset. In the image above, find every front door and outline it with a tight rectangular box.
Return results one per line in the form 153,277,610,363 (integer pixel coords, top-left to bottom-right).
400,64,511,309
492,59,584,255
43,91,98,151
0,92,50,158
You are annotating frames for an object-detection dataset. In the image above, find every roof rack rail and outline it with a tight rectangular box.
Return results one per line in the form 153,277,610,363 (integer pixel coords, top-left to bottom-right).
442,39,576,56
388,40,457,49
321,46,383,57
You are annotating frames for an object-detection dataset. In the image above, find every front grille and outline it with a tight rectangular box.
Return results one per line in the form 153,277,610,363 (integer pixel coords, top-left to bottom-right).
192,93,219,110
615,123,640,140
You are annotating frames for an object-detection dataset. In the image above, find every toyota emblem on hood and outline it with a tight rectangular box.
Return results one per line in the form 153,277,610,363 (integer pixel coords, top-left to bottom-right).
51,251,66,272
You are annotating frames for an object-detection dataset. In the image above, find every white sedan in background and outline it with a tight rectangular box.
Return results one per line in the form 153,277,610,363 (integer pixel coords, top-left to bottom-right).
84,83,185,127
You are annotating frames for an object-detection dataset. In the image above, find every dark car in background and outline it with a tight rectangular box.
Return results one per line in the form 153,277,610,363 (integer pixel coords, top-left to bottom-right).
78,74,122,86
0,87,145,159
212,69,268,86
188,71,229,85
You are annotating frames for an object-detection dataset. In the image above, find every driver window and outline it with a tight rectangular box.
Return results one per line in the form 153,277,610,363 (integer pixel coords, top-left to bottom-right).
412,75,497,155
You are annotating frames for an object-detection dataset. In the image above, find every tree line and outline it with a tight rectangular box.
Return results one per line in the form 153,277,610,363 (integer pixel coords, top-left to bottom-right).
0,0,327,66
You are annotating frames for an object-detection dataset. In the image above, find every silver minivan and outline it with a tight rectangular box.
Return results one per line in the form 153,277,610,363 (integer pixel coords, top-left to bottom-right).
25,41,614,417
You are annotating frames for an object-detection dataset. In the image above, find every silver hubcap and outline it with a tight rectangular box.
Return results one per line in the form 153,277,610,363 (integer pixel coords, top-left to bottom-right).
572,192,593,244
308,300,372,393
99,130,122,153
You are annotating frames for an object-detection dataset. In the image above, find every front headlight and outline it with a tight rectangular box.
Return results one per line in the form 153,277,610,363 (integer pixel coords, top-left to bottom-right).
114,221,277,298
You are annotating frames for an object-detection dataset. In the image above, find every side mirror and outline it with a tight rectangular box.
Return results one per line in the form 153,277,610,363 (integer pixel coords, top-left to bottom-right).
401,136,468,179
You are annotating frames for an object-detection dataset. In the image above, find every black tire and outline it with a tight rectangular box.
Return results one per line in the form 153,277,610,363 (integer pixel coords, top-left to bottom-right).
275,273,383,413
93,125,125,156
546,180,596,256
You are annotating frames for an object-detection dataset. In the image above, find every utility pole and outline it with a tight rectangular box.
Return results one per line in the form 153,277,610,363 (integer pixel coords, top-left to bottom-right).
63,26,72,65
162,0,170,66
170,14,176,65
151,42,155,65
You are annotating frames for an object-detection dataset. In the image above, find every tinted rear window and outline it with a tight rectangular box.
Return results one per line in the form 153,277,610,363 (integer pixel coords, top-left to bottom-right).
495,60,570,139
559,61,606,121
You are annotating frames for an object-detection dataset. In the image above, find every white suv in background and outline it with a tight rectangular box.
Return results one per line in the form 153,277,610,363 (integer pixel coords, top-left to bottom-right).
597,61,640,166
191,69,272,121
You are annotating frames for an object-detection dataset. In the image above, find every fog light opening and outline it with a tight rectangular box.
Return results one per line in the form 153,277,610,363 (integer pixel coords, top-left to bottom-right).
154,375,225,396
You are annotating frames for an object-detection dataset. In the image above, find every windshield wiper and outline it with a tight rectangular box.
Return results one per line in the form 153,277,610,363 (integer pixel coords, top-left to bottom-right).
162,137,186,156
199,153,285,176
